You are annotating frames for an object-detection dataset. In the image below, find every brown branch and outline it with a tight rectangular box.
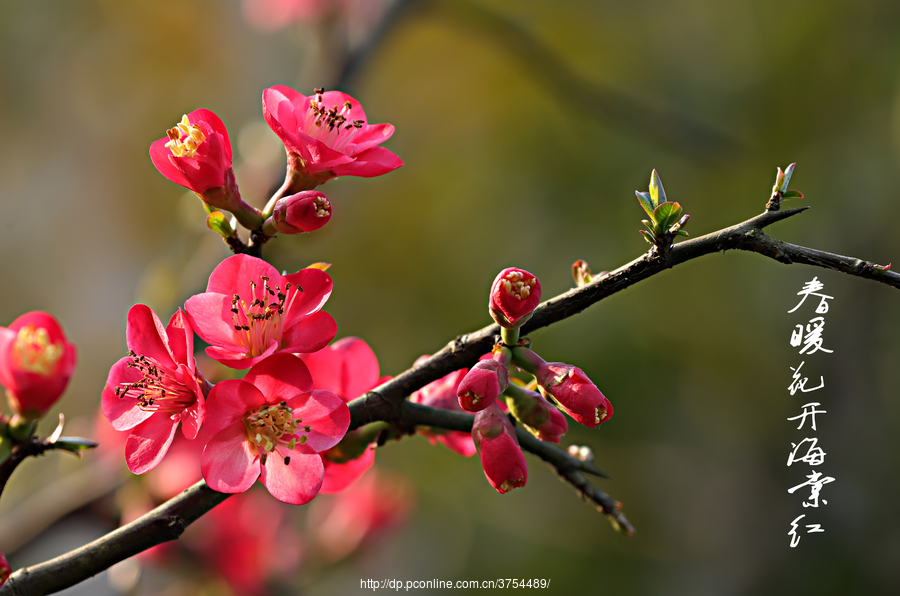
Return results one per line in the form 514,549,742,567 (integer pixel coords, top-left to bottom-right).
0,481,230,596
6,204,900,594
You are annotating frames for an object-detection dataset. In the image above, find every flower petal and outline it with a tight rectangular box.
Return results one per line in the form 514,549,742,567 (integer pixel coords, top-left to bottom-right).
205,254,282,295
125,413,180,474
202,423,260,494
281,311,336,354
242,353,313,404
101,358,155,430
320,447,375,494
126,304,176,370
287,389,350,452
260,443,323,505
330,146,403,178
165,308,194,369
282,268,333,321
184,292,241,348
204,379,265,438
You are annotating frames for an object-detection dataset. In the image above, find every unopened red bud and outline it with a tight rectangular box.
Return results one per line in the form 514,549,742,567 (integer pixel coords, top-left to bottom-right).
489,268,541,329
0,312,76,420
534,362,613,429
273,191,332,234
457,358,509,412
472,402,527,493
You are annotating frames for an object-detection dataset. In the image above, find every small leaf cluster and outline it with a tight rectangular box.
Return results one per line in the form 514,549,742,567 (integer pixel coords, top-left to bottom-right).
635,169,689,247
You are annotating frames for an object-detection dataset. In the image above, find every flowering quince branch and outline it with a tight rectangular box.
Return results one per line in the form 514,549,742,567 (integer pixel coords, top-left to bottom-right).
6,149,900,596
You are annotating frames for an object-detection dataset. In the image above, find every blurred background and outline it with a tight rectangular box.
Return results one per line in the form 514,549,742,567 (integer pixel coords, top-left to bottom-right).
2,0,900,594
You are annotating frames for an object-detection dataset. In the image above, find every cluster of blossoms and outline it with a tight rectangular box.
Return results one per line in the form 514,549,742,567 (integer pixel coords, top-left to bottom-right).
105,84,403,506
457,267,614,493
150,84,401,242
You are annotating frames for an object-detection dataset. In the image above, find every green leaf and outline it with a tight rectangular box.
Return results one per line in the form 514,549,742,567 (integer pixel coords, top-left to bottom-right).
54,436,99,452
674,230,690,236
649,169,667,206
206,212,235,238
653,201,683,230
782,189,804,200
639,230,655,245
635,191,654,219
781,163,796,192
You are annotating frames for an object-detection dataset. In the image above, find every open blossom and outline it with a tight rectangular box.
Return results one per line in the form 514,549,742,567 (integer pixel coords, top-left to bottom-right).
101,305,205,474
149,109,232,196
300,337,388,493
472,402,527,493
185,254,336,369
201,353,349,504
263,85,403,188
489,268,542,329
409,356,475,457
0,311,76,419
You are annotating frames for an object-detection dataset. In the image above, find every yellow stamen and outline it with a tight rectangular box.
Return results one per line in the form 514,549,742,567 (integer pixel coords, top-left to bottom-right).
12,325,62,376
164,114,207,158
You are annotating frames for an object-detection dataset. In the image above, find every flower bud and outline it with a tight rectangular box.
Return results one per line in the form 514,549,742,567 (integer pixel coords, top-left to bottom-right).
457,358,509,412
273,191,332,234
472,402,527,493
504,383,568,443
0,312,76,419
534,360,613,429
489,268,541,329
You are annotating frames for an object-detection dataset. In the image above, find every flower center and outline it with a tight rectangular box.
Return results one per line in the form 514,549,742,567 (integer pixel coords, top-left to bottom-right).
12,325,63,376
114,351,197,413
501,271,536,300
230,276,301,358
164,114,207,158
301,88,365,152
244,401,313,464
313,196,330,218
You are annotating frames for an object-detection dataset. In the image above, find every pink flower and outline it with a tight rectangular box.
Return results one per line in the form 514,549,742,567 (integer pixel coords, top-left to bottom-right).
272,190,332,234
242,0,346,31
101,305,205,474
535,362,613,429
263,85,403,188
472,402,527,493
300,337,387,492
185,254,337,369
201,353,350,504
308,469,413,561
409,357,475,457
457,358,509,412
149,109,232,196
489,268,542,329
0,311,76,419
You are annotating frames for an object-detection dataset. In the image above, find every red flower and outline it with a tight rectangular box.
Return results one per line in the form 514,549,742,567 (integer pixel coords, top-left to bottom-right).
0,311,76,419
201,353,349,504
409,356,475,457
272,190,332,234
300,337,388,493
101,305,205,474
185,254,336,369
489,268,542,329
534,361,613,429
472,402,527,493
263,85,403,188
457,358,509,412
149,109,232,195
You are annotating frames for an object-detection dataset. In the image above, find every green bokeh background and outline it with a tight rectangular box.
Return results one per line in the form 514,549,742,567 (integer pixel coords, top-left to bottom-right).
2,0,899,594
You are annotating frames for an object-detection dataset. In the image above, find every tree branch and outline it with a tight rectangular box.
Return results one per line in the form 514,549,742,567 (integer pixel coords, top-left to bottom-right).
5,204,898,594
